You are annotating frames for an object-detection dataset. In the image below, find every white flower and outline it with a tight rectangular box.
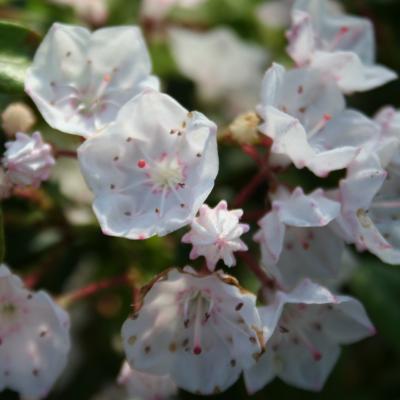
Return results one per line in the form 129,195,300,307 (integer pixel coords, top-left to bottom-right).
182,200,249,271
258,63,379,176
121,267,264,395
1,102,36,137
78,90,218,240
25,23,159,138
0,265,71,399
287,0,397,93
141,0,206,20
244,279,375,393
2,132,55,188
169,28,267,104
118,361,177,400
334,151,400,264
254,187,345,290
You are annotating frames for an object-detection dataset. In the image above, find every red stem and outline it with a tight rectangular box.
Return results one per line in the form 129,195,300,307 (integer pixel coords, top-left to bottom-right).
232,165,269,208
59,274,132,307
53,148,77,159
237,251,276,289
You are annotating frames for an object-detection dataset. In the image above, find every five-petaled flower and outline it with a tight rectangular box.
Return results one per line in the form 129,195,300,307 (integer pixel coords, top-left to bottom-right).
287,0,397,93
0,265,71,399
244,279,375,393
122,267,265,395
25,23,159,138
78,90,219,240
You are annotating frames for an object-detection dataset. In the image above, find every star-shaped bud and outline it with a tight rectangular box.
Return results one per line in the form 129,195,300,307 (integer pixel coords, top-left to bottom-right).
258,63,381,176
287,0,397,93
25,23,159,138
78,90,218,240
2,132,55,188
182,200,249,271
118,361,177,400
334,151,400,264
121,267,264,395
0,265,71,399
244,279,375,393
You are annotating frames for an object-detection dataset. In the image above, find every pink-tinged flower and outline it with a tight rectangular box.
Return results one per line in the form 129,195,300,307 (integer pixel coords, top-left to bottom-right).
258,63,379,176
169,28,267,104
244,279,375,393
118,361,177,400
121,267,264,395
25,23,159,138
334,151,400,265
287,0,397,93
78,91,218,240
2,132,55,188
182,200,249,271
0,265,70,399
373,106,400,171
255,187,341,267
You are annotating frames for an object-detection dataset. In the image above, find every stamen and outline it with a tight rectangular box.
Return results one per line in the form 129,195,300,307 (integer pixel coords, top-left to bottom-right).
308,114,332,139
193,295,203,355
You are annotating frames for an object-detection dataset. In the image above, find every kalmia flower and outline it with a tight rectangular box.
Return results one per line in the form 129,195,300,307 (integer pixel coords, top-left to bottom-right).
0,265,71,399
2,132,55,188
25,23,158,138
169,28,267,105
182,200,249,271
258,63,378,176
118,361,177,400
244,279,375,393
78,90,218,239
334,152,400,264
254,187,341,266
122,267,265,394
287,0,397,93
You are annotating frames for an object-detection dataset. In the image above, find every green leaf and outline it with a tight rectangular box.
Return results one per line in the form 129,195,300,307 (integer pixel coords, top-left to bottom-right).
0,20,40,94
350,255,400,353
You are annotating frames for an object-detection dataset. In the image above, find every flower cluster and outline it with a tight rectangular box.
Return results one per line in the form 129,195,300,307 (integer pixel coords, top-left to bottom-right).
0,0,398,398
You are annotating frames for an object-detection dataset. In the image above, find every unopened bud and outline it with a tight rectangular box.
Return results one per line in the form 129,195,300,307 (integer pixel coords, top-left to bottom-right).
225,111,261,145
1,102,36,137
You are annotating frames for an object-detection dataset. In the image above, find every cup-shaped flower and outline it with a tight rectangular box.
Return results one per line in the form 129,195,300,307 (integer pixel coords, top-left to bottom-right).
118,361,177,400
258,63,379,176
25,23,158,138
287,0,397,93
255,187,341,264
169,27,267,103
2,132,55,188
182,200,249,271
334,151,400,264
121,267,265,395
78,90,219,240
244,279,375,393
0,265,71,399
